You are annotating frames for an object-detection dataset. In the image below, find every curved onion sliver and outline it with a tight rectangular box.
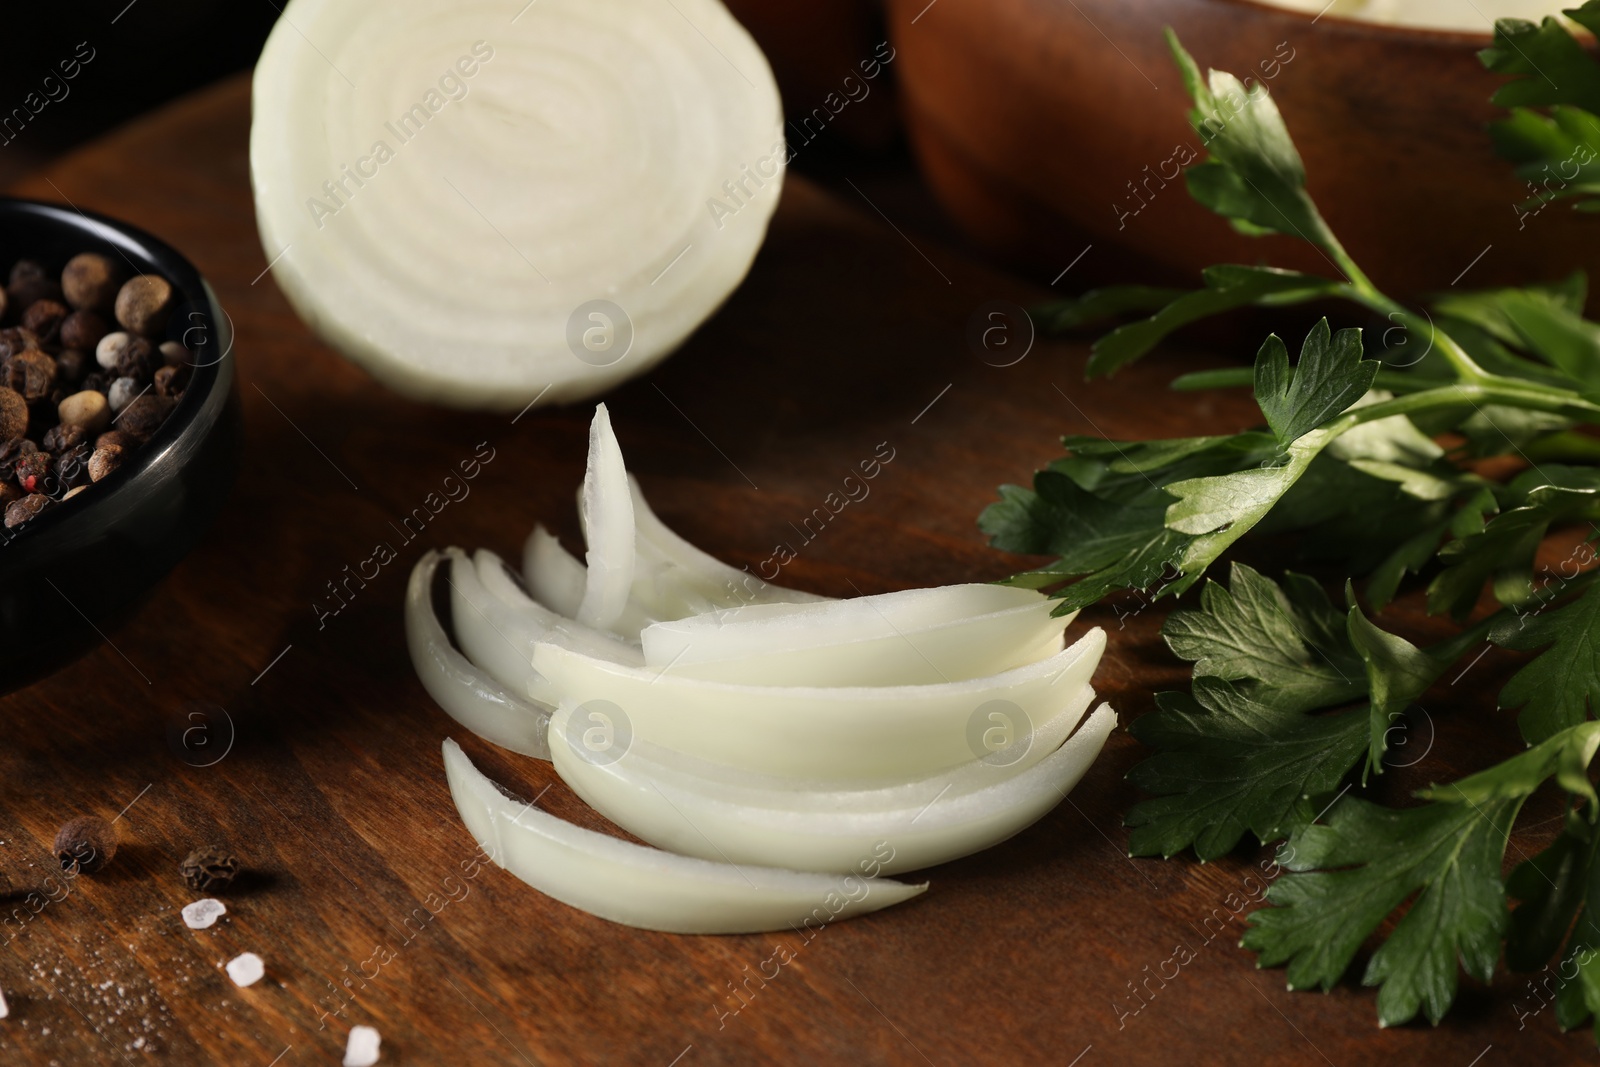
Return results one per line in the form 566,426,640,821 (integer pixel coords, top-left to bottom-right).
443,740,927,934
522,525,587,620
471,548,643,668
533,628,1107,779
549,689,1110,873
641,584,1072,686
576,404,635,630
405,552,551,759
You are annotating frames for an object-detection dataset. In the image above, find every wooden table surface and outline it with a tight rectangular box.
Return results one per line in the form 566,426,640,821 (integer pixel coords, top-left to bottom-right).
0,74,1579,1066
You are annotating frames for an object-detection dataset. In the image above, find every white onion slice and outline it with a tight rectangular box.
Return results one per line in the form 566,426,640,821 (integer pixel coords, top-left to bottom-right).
533,628,1107,779
443,740,927,934
549,688,1109,873
628,476,831,610
641,584,1072,686
473,549,644,668
522,525,586,620
576,404,635,630
445,548,551,705
250,0,784,410
405,552,550,759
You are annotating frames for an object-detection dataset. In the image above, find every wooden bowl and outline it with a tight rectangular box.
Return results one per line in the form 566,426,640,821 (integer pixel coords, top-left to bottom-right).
884,0,1597,297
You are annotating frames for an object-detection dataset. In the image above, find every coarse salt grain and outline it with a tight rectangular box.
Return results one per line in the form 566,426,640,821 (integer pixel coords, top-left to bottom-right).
224,953,263,988
344,1025,381,1066
181,899,226,930
0,984,8,1019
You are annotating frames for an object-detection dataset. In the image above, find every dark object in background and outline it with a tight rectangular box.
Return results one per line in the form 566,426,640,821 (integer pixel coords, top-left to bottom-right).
0,4,278,181
0,199,241,694
883,0,1600,297
724,0,901,155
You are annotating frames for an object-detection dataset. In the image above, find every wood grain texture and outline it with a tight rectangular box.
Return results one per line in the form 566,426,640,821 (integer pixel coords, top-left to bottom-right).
0,74,1578,1065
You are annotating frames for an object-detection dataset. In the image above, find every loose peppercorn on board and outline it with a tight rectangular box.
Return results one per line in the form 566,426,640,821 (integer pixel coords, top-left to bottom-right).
0,75,1573,1065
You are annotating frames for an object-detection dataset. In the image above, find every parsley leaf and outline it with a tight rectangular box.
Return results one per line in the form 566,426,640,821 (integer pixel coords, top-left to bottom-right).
1255,320,1379,444
1494,572,1600,743
1244,723,1600,1027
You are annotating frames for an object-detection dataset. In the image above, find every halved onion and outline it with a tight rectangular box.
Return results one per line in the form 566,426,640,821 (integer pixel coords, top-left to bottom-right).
533,627,1107,779
406,552,550,759
443,740,927,934
250,0,784,410
640,584,1072,686
549,689,1108,873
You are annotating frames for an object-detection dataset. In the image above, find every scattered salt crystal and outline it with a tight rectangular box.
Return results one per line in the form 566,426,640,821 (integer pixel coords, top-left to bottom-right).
181,899,227,931
344,1025,381,1066
0,984,8,1019
224,953,263,988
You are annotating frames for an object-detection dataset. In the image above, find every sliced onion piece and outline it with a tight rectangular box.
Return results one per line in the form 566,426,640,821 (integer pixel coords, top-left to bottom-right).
250,0,783,410
405,552,550,759
641,584,1072,686
576,404,635,630
534,627,1107,779
523,525,586,619
549,687,1105,872
472,549,644,668
445,547,552,705
629,476,831,610
443,740,927,933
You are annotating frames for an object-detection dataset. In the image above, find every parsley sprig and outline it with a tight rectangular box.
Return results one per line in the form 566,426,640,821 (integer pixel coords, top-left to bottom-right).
986,12,1600,1034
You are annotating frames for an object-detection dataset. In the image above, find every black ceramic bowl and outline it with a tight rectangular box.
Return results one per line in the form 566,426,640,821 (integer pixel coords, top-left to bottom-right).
0,198,241,694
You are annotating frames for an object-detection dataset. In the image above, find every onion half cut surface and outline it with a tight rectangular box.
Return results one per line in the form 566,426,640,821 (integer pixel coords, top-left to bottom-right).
250,0,784,410
406,552,551,759
549,688,1108,873
443,740,927,934
533,627,1108,779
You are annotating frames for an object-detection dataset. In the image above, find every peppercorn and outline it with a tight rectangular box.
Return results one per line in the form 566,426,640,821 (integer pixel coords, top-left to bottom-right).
113,338,154,382
158,341,190,367
107,377,141,414
96,430,136,452
153,364,189,398
114,275,173,338
56,349,88,386
81,371,107,395
41,422,87,455
0,328,39,361
54,816,115,874
87,444,123,482
61,252,124,312
58,309,108,352
0,390,25,440
14,450,53,494
118,395,171,441
57,390,111,434
0,482,19,504
5,492,51,528
6,350,56,402
20,299,68,345
8,260,61,312
180,846,240,892
56,442,91,489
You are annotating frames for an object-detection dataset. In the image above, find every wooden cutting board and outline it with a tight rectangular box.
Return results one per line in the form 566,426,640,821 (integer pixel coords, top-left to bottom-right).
0,74,1570,1065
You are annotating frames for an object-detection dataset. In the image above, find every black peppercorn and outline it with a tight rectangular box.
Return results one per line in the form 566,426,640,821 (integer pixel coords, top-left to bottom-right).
41,423,87,455
5,350,55,402
154,363,190,398
55,442,91,489
61,253,124,312
4,492,50,527
112,337,154,382
20,299,68,345
87,443,123,483
54,815,115,873
58,309,108,352
55,349,88,386
119,395,172,442
8,260,61,312
0,390,26,440
180,846,240,892
0,328,39,361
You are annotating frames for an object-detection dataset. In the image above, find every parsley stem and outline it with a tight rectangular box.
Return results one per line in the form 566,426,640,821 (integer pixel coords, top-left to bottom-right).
1336,382,1600,430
